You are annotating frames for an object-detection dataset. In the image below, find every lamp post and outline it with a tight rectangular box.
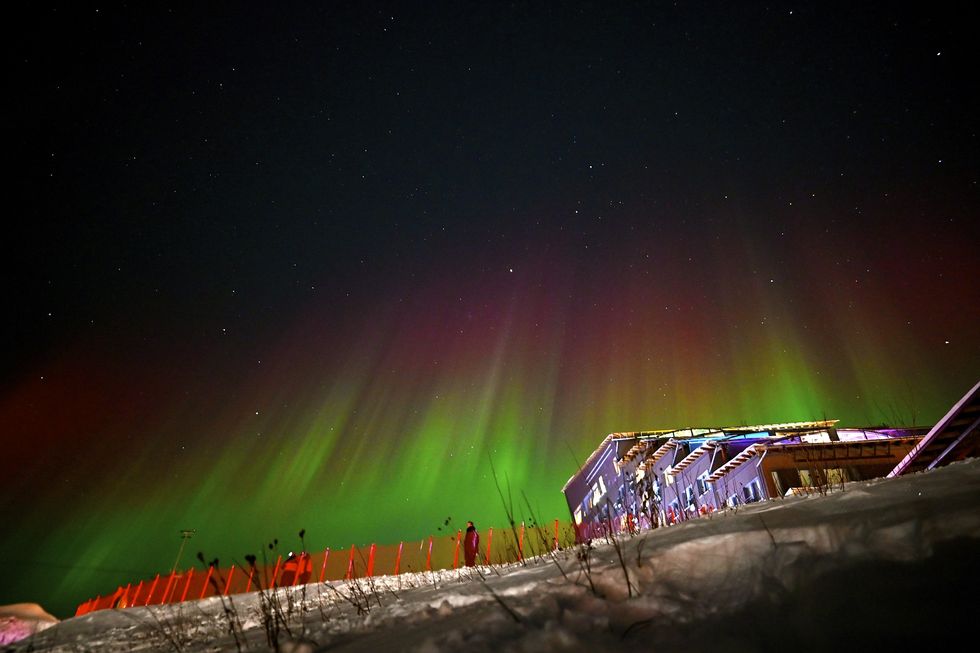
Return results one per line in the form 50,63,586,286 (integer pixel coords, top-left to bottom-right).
171,529,196,574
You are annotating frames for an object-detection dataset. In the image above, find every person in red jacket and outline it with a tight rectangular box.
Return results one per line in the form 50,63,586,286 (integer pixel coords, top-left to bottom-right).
463,521,480,567
298,551,313,585
280,552,299,586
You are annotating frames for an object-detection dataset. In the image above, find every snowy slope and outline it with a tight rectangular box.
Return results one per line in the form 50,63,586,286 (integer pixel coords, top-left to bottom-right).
9,457,980,652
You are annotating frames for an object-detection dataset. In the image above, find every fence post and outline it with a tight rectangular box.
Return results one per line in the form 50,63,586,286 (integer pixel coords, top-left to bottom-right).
161,571,177,605
271,554,283,588
453,530,461,569
245,567,255,593
292,557,302,587
485,527,493,564
131,581,144,607
199,565,214,600
394,541,403,575
145,574,161,606
345,544,356,580
554,519,559,550
164,574,180,604
425,536,433,571
519,521,525,561
367,544,376,577
319,548,330,583
223,565,236,595
180,569,194,602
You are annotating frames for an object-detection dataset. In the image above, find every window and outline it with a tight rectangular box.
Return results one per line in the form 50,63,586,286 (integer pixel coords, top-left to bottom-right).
771,471,784,496
684,485,694,507
826,467,848,487
696,472,710,495
742,478,763,503
574,507,583,525
728,494,741,508
801,431,831,443
664,466,675,485
652,478,661,499
590,475,608,508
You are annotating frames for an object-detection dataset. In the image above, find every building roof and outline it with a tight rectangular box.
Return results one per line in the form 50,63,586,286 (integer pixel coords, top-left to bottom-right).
642,439,681,470
562,433,615,492
889,379,980,477
704,436,922,484
565,420,843,495
620,440,651,465
707,444,766,482
669,441,721,476
765,437,920,462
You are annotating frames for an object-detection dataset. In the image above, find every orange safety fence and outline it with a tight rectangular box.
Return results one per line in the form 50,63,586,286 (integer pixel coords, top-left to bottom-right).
75,520,585,616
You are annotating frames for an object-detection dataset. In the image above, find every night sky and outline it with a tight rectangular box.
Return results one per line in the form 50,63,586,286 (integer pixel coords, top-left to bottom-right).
5,3,978,617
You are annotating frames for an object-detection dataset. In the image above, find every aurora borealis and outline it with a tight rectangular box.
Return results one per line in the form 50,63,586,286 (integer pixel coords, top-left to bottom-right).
4,3,979,616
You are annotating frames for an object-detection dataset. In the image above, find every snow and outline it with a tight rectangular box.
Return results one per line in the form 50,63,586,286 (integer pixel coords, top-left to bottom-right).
7,458,980,652
0,604,58,645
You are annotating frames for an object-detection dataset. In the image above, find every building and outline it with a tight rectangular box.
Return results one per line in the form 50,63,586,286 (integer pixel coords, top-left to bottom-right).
563,421,928,536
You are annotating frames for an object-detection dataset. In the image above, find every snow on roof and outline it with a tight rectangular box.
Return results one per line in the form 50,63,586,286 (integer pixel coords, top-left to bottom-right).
723,419,838,432
610,430,675,442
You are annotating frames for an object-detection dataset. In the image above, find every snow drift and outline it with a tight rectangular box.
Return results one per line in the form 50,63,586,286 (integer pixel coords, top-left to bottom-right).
0,603,58,646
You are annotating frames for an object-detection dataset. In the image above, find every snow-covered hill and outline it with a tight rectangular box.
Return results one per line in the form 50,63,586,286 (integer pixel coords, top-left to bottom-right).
9,458,980,652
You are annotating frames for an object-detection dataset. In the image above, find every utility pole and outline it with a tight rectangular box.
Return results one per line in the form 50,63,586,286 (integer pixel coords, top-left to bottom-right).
171,529,196,574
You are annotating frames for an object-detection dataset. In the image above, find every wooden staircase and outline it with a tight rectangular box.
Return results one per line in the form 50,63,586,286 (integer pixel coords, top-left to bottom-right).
889,380,980,476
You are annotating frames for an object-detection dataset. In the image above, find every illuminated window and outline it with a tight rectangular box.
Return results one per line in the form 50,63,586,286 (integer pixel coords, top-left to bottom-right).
826,468,848,486
590,476,608,508
742,478,763,503
771,471,784,496
801,431,831,444
574,507,583,525
696,472,710,495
